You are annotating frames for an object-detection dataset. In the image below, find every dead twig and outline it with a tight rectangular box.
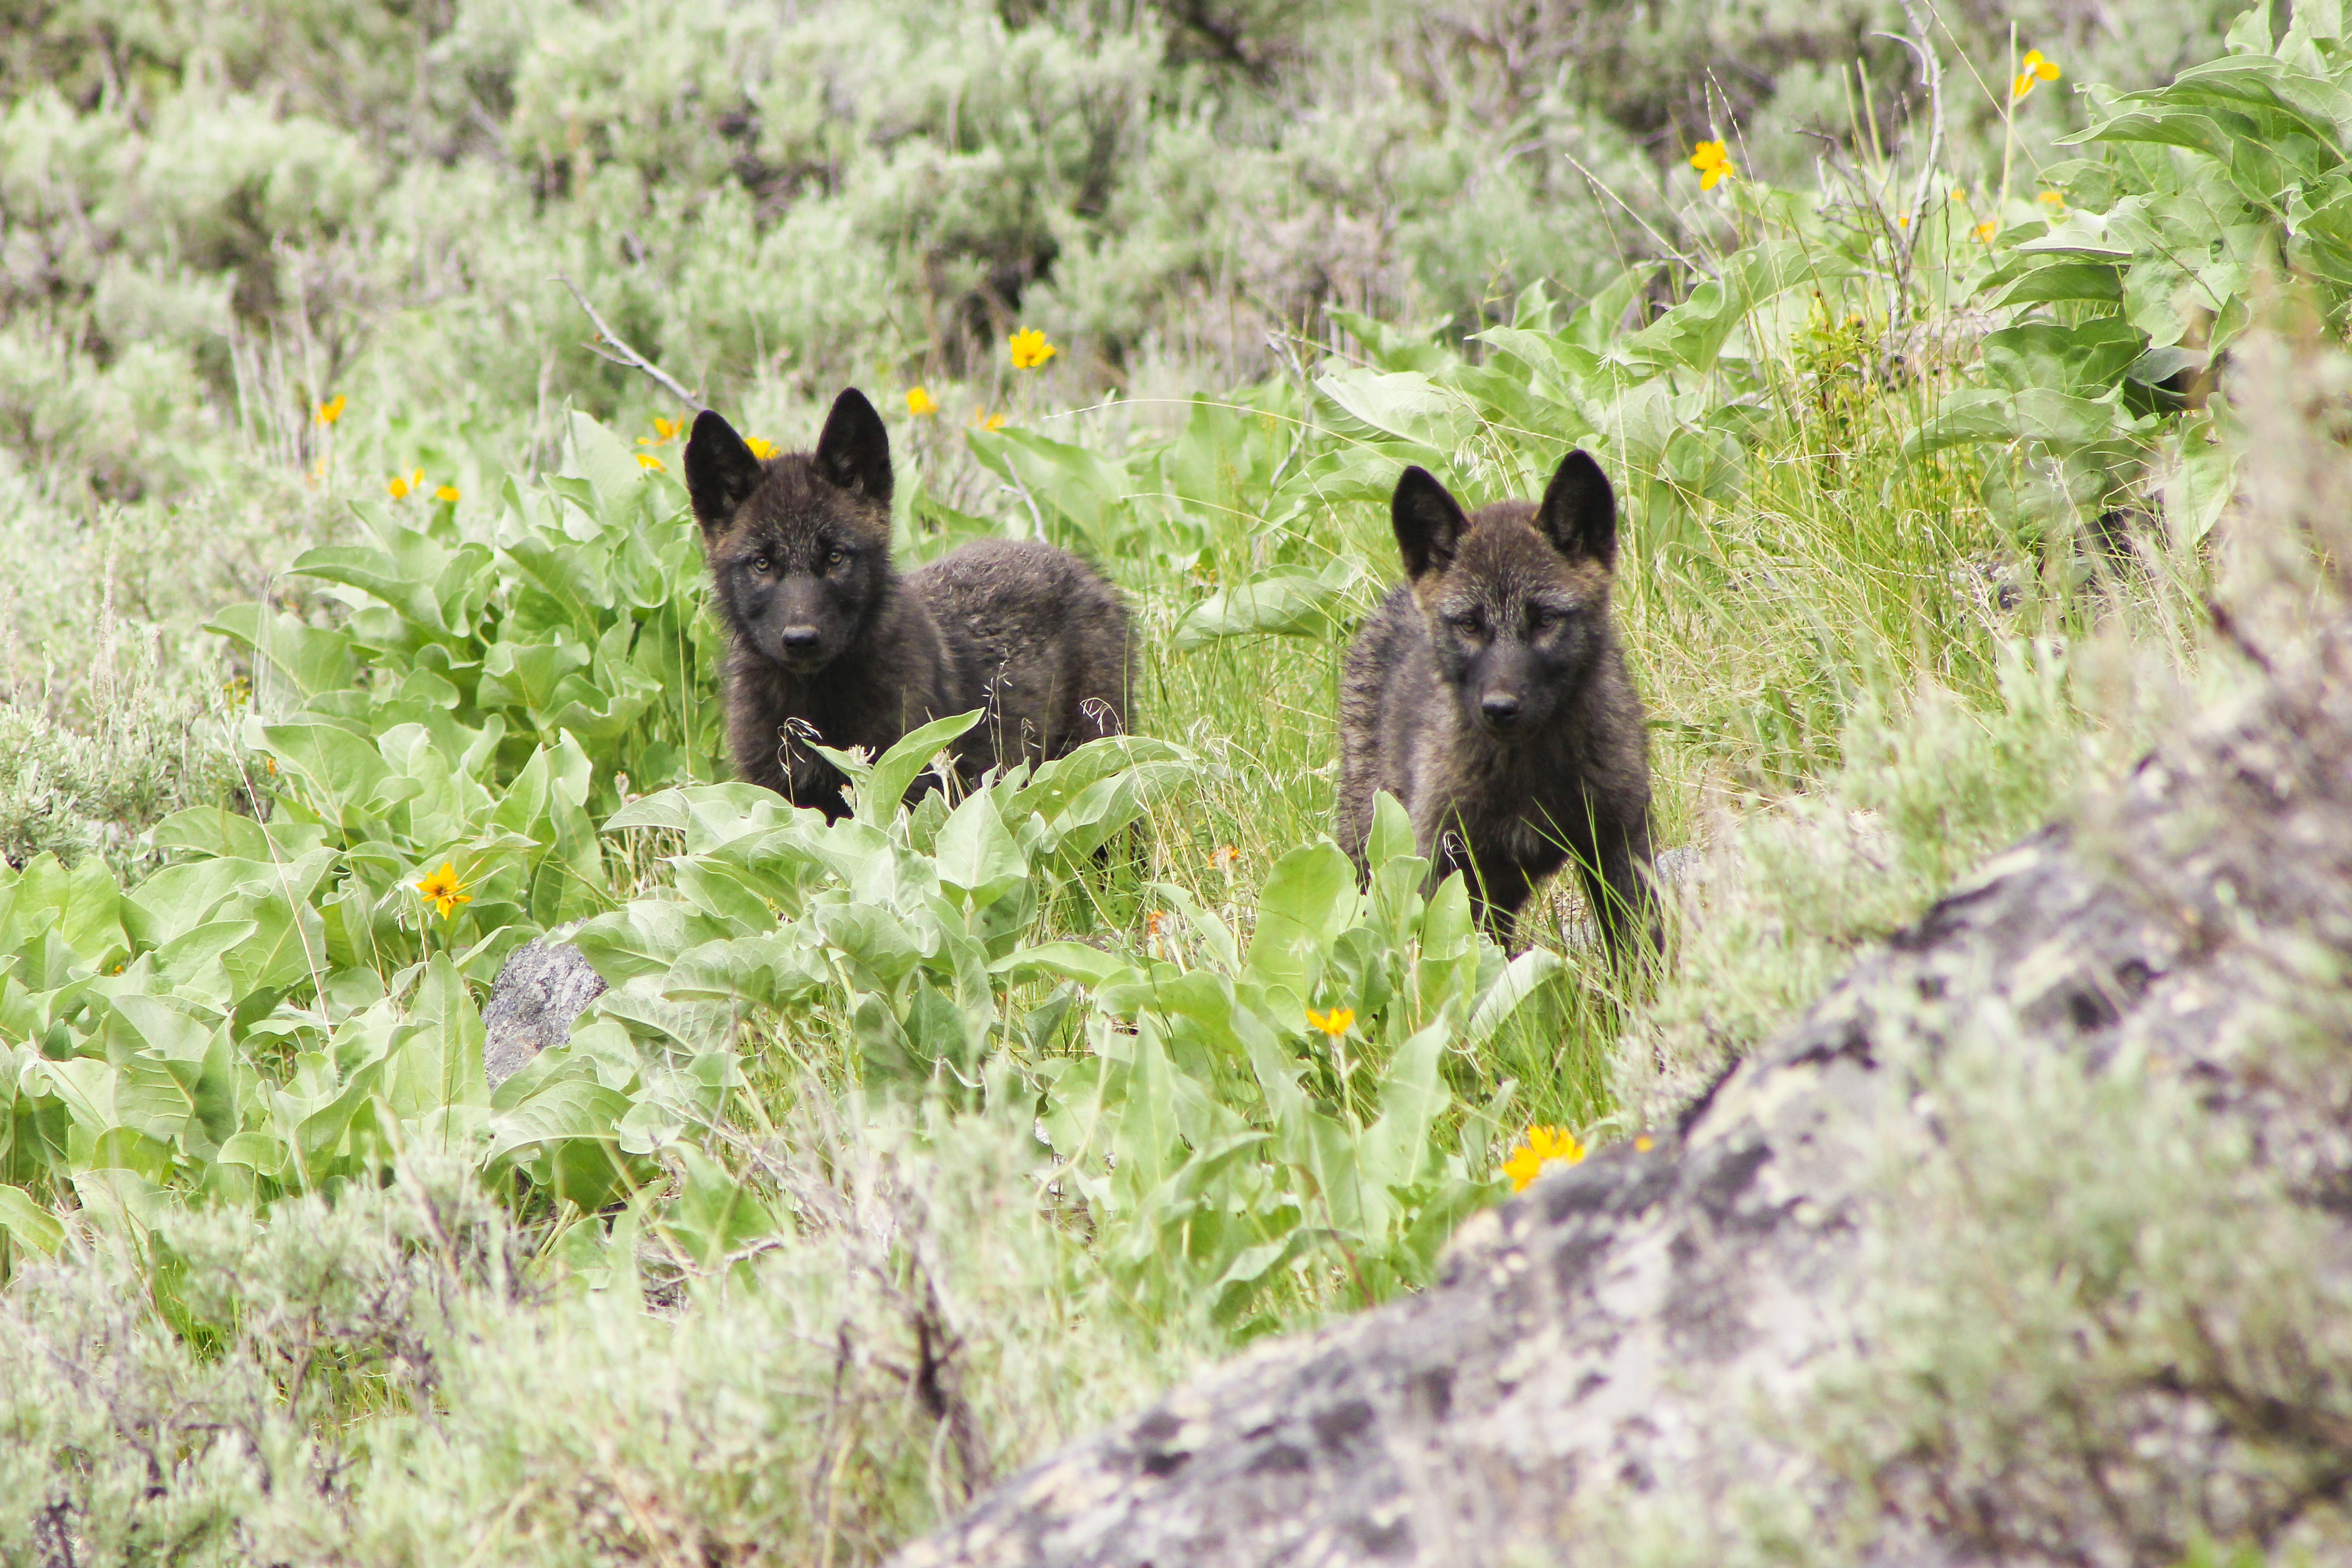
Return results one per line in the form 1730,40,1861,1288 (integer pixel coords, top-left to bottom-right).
554,277,703,411
1881,0,1947,284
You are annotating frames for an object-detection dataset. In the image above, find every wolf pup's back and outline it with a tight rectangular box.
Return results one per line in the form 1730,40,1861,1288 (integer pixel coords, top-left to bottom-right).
685,388,1130,817
1338,452,1658,962
912,537,1130,773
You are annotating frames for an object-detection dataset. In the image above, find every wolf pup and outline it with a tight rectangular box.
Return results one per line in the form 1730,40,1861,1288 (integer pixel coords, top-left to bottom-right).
684,388,1131,819
1338,452,1659,961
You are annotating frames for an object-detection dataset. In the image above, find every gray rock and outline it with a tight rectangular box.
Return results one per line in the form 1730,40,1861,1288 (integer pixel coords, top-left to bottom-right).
482,933,607,1086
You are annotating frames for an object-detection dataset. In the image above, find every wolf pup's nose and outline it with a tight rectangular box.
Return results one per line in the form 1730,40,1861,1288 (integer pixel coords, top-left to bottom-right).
1480,692,1521,727
780,626,822,654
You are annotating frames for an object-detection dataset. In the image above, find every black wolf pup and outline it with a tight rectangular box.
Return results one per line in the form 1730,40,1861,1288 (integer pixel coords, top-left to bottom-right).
1337,452,1659,962
684,388,1131,819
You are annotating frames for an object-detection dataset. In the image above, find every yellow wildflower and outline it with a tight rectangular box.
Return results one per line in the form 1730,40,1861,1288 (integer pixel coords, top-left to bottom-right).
1895,213,1910,228
2036,189,2065,208
315,394,346,426
745,437,777,459
653,415,681,441
636,453,664,471
1974,219,1999,243
2012,48,2061,100
434,484,460,503
1634,1135,1655,1153
1689,139,1736,192
907,386,940,417
1306,1006,1355,1040
1008,328,1057,370
972,408,1006,431
387,475,411,500
1502,1125,1586,1193
415,861,472,921
1211,844,1240,876
1949,186,1967,201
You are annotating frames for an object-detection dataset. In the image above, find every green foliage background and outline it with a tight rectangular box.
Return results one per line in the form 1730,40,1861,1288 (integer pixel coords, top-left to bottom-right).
5,0,2352,1559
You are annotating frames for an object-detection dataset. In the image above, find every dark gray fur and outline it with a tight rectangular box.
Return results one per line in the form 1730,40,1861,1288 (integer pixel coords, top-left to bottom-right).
1338,452,1658,960
684,388,1130,818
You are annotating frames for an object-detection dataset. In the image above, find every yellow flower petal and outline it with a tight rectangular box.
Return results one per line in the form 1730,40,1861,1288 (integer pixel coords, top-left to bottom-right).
1306,1006,1356,1039
315,394,346,425
1008,328,1057,371
414,861,473,922
434,484,460,502
745,437,777,459
636,453,664,471
1503,1123,1587,1192
908,386,940,417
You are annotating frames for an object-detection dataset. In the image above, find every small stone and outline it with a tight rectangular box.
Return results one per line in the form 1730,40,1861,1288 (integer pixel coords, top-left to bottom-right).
482,932,607,1086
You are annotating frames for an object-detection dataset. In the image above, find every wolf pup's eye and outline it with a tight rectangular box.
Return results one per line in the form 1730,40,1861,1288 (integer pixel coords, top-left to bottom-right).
825,546,849,568
751,554,773,575
1447,611,1483,636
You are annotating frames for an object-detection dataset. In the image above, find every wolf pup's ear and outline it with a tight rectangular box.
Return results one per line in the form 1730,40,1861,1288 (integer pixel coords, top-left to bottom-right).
814,388,893,505
684,410,765,534
1535,449,1617,567
1391,466,1470,579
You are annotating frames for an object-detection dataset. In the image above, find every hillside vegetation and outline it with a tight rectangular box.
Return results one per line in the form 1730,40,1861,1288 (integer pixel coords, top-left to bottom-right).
3,0,2350,1559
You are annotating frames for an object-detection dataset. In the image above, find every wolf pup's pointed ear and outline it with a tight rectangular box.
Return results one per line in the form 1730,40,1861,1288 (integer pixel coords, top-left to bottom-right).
1535,449,1617,567
684,410,764,534
1391,466,1470,579
814,387,893,505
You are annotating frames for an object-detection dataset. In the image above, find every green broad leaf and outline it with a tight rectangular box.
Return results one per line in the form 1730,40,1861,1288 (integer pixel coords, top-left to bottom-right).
1269,441,1443,521
291,1055,388,1171
569,411,647,523
257,721,415,832
2161,415,2238,546
1982,258,2125,310
58,855,126,965
289,543,456,635
1245,841,1361,995
656,1147,776,1273
859,709,986,824
113,1051,205,1143
1329,310,1454,373
1619,240,1858,374
0,1184,64,1255
1172,560,1357,650
994,940,1135,989
1357,1020,1451,1196
1315,368,1477,451
1365,791,1416,874
2014,211,2136,260
204,604,355,699
1904,387,2124,456
483,1072,634,1167
964,426,1134,549
150,806,329,862
476,638,593,717
934,791,1028,909
1460,948,1566,1054
1980,317,2146,396
663,934,825,1010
